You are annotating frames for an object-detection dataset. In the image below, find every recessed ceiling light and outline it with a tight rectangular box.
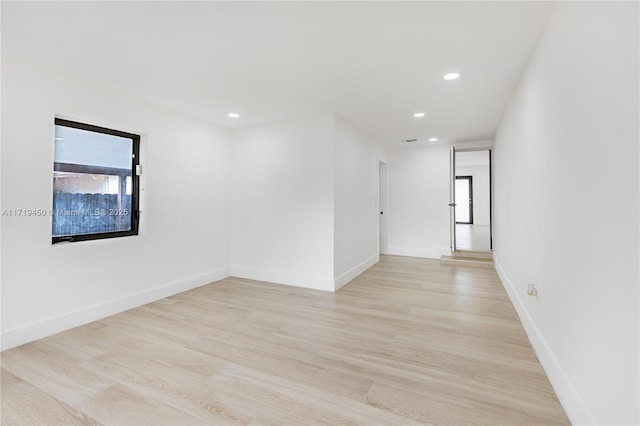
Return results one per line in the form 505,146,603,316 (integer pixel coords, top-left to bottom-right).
413,112,425,118
429,137,438,142
228,113,240,118
443,72,460,80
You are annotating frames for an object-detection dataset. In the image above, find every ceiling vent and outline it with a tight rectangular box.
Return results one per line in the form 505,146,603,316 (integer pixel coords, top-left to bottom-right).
400,138,418,143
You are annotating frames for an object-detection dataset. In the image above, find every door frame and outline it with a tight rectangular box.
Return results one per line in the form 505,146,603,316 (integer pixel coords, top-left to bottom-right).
455,175,474,224
449,147,456,252
378,160,388,255
450,147,493,252
489,149,493,250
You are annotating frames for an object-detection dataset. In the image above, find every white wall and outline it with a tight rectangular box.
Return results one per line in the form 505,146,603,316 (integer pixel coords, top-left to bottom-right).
230,115,335,291
456,164,490,226
386,142,493,259
230,115,383,291
333,117,381,289
386,145,451,259
1,59,232,350
493,2,639,424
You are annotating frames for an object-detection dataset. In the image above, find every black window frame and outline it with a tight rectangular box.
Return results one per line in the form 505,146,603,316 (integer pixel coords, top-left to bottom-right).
455,175,474,225
52,118,140,244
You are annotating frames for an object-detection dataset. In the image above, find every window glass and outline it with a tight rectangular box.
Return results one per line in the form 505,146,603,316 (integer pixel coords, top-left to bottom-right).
52,119,139,243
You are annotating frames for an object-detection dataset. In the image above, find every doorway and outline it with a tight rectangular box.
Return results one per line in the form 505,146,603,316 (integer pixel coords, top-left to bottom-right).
378,160,388,254
450,149,492,252
455,176,473,224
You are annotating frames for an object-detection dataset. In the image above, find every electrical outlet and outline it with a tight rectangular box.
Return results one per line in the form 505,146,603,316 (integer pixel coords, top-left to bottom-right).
527,284,538,297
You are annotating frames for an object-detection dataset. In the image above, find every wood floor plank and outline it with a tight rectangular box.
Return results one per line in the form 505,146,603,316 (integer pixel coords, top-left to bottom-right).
1,255,569,425
0,368,100,425
205,363,423,426
75,384,206,425
187,336,374,402
311,347,563,418
81,351,247,425
1,342,115,406
366,379,568,426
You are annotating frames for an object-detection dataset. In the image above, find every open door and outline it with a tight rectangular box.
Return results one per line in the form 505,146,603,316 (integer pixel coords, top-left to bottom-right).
453,149,492,251
449,146,456,252
378,161,388,255
489,149,493,250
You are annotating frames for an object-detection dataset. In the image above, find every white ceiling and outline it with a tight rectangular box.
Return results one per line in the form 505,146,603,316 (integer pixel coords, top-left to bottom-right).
2,1,553,146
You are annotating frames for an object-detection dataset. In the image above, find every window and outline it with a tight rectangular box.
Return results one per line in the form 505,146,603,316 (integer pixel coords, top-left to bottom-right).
52,118,140,243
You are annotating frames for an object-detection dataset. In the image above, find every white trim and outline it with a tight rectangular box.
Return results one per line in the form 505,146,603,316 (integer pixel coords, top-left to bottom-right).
493,254,595,426
378,160,389,255
230,267,334,292
452,139,494,150
386,246,450,260
0,267,230,351
334,254,379,291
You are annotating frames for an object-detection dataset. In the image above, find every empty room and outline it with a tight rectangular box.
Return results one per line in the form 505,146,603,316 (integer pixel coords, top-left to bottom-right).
1,1,638,425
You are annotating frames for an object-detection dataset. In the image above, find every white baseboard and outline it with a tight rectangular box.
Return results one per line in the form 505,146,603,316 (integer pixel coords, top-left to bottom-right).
230,266,334,292
334,254,379,291
0,267,230,351
493,254,594,425
386,246,450,260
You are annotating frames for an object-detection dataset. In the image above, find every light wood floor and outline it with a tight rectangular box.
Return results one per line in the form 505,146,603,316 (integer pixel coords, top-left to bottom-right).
456,224,491,251
1,255,568,425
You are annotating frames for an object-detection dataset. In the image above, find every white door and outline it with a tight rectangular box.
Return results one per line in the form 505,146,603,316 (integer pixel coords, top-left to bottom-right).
449,147,456,252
